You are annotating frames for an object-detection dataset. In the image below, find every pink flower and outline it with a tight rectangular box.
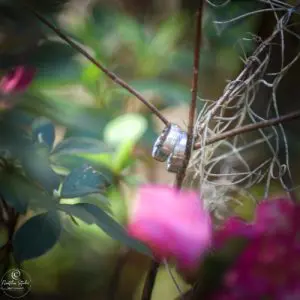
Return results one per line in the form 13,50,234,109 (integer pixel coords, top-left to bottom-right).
211,198,300,300
255,198,298,235
127,185,212,270
213,216,254,248
0,66,36,94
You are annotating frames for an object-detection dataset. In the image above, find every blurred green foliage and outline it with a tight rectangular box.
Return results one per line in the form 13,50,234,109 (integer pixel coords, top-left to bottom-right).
0,2,261,298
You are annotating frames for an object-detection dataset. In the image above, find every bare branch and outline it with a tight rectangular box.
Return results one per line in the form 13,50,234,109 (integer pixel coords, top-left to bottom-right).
28,7,170,126
176,2,204,188
194,110,300,149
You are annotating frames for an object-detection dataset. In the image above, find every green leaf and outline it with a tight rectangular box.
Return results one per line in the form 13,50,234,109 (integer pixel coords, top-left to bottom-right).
51,137,113,171
59,203,152,257
103,113,148,147
0,172,57,212
21,95,113,141
0,111,33,158
32,117,55,149
61,164,111,198
115,15,146,56
90,7,121,44
147,16,184,61
13,211,61,262
22,144,61,193
60,193,111,215
130,79,191,107
122,175,147,186
52,137,112,156
76,153,114,170
28,41,81,85
140,116,158,148
81,63,101,86
0,175,30,213
112,139,135,173
168,49,193,76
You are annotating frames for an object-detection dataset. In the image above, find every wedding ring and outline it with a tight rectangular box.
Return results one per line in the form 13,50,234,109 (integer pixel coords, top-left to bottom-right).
152,123,182,162
167,132,188,173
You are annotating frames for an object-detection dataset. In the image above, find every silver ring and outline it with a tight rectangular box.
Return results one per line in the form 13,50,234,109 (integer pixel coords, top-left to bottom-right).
152,123,182,162
167,132,188,173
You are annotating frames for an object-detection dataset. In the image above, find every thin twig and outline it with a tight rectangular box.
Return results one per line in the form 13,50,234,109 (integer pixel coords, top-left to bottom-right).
28,7,169,126
194,109,300,150
141,3,204,299
107,248,129,300
141,261,160,300
163,259,184,299
176,2,204,188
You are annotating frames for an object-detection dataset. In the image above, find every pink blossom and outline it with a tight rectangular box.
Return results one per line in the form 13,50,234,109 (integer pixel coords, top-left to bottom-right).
213,216,254,248
211,198,300,300
255,198,298,235
0,66,36,94
127,185,212,270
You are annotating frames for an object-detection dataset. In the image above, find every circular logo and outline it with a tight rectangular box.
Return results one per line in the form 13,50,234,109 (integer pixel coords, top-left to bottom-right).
1,269,31,299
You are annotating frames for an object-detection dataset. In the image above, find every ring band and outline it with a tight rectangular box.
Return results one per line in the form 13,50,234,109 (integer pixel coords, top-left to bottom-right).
152,123,182,162
167,132,188,173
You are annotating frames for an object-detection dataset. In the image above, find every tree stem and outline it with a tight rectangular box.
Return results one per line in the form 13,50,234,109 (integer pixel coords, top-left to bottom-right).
141,261,160,300
194,110,300,150
28,7,170,126
176,1,204,188
141,3,205,300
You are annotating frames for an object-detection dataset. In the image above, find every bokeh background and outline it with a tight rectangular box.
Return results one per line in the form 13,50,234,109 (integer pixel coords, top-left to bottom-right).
1,0,300,299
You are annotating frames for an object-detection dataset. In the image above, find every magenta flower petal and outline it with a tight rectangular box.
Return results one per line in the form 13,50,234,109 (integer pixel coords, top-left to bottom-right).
255,198,296,234
0,66,36,94
213,217,254,248
127,185,212,270
211,198,300,299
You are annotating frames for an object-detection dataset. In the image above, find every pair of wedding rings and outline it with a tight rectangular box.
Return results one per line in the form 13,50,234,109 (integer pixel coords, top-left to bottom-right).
152,123,187,173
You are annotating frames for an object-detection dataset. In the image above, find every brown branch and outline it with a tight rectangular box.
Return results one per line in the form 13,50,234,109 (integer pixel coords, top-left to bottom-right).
28,7,169,126
141,3,204,299
194,110,300,150
176,3,204,188
175,289,193,300
141,260,160,300
107,248,130,300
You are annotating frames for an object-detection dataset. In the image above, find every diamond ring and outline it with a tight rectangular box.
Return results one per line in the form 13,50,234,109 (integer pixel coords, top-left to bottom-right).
152,123,182,162
167,131,188,173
